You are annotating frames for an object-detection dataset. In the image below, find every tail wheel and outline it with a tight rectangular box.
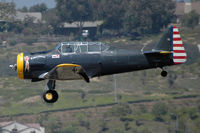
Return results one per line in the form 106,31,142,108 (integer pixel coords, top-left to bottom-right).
161,71,168,77
43,90,58,103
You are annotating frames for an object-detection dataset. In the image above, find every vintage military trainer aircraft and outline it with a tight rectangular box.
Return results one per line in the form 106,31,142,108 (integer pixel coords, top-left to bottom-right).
10,26,187,103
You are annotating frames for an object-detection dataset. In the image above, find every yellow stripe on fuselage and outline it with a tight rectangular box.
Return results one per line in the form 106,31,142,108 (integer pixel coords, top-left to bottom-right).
17,53,24,79
160,51,172,54
57,64,80,68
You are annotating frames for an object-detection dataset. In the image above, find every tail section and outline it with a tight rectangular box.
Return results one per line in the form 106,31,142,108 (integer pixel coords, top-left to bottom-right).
154,26,187,65
172,26,187,65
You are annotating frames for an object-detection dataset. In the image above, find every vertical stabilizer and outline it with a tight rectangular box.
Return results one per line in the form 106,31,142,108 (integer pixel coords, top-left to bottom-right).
154,26,187,65
171,26,187,65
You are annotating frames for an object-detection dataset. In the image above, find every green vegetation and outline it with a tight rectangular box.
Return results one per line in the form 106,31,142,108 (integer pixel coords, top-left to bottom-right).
7,101,199,133
29,3,48,13
0,1,16,32
0,0,175,40
181,10,199,29
49,0,175,38
0,1,200,132
123,0,175,38
0,1,15,21
8,39,17,46
152,102,168,121
0,26,199,132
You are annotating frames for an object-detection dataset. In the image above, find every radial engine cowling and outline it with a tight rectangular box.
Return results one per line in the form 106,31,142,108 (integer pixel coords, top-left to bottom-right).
17,53,24,79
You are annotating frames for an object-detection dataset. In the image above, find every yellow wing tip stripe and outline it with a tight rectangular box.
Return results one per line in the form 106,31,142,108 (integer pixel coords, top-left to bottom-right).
160,51,173,54
17,53,24,79
57,64,80,68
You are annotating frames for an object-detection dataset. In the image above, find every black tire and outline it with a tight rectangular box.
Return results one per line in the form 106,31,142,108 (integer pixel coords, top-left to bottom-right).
43,90,58,103
161,71,168,77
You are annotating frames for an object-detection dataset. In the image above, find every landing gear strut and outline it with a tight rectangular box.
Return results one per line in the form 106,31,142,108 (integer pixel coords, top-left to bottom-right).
161,68,168,77
43,80,58,103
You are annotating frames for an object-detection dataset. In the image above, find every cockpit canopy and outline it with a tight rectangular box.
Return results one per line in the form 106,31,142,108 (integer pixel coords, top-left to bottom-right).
56,42,110,54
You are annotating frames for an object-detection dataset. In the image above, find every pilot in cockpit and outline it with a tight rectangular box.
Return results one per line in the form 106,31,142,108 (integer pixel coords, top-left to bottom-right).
65,45,72,53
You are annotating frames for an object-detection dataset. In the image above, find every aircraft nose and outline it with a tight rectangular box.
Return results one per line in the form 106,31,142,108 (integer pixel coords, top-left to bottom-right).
17,53,24,79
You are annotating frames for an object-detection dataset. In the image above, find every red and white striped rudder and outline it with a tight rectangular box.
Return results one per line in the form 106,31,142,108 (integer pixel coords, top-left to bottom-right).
172,26,187,65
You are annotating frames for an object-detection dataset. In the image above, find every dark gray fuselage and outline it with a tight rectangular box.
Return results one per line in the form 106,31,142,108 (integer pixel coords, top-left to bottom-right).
24,46,173,81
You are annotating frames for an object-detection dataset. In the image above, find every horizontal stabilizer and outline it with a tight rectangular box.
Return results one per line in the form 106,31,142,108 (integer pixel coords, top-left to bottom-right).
144,50,172,55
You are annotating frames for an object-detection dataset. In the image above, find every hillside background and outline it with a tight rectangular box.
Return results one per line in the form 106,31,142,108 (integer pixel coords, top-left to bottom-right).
0,27,199,133
0,0,200,133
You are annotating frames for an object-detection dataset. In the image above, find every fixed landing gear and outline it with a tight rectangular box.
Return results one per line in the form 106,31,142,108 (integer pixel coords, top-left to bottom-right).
161,68,168,77
43,90,58,103
43,80,58,103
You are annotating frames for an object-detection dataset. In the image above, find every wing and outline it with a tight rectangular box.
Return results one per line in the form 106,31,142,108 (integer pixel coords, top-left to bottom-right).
39,64,90,83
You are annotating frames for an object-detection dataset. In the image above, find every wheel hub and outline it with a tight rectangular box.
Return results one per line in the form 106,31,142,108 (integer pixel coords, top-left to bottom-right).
43,89,58,103
45,93,53,100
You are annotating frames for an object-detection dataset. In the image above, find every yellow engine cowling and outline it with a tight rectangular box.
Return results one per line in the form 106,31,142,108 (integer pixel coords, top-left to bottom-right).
17,53,24,79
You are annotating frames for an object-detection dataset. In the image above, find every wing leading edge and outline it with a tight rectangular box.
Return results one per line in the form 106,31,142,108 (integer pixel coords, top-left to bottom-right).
39,64,90,83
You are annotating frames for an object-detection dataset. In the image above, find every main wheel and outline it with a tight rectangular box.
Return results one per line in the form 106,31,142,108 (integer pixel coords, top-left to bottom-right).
43,90,58,103
161,71,168,77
